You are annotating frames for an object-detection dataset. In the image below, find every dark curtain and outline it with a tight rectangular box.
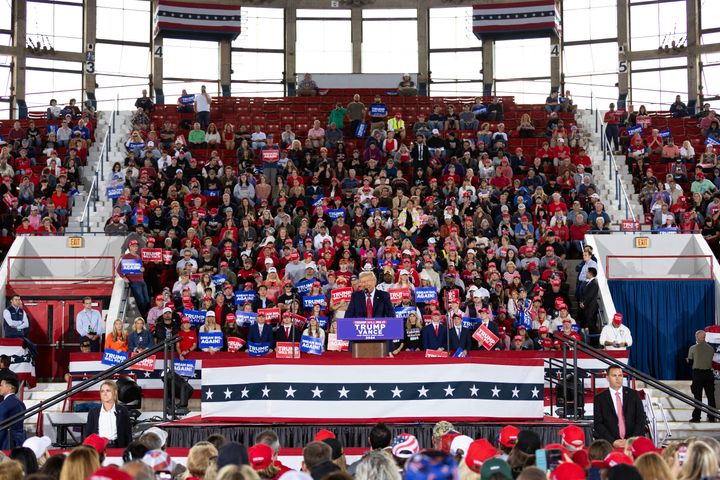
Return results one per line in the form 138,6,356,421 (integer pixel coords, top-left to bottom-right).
161,421,592,449
608,280,715,380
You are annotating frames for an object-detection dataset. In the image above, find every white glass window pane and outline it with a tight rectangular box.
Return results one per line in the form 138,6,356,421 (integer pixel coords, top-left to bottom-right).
495,38,550,79
25,71,82,112
95,77,149,112
95,44,149,77
362,20,418,74
96,0,150,44
430,82,484,97
296,20,352,73
0,3,10,30
233,7,284,50
232,52,284,82
630,2,686,52
430,51,482,82
565,74,617,110
702,0,720,30
563,0,617,42
231,83,284,97
703,66,720,109
297,9,350,18
163,39,218,80
363,9,416,18
564,43,618,76
631,69,687,111
496,80,551,104
429,7,481,50
26,2,83,53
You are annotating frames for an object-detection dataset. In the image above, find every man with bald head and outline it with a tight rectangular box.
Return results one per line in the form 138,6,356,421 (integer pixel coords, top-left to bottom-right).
687,330,717,422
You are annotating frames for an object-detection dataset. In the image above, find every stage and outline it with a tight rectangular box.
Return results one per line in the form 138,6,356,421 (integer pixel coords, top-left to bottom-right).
158,414,592,449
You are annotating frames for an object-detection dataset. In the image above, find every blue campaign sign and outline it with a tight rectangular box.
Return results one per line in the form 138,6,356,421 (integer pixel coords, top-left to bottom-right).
336,317,405,341
120,259,142,275
295,279,313,296
211,275,227,287
101,349,129,366
312,195,324,207
205,190,221,197
706,136,720,146
658,129,671,138
107,186,123,199
415,287,438,303
369,207,389,216
303,295,326,309
556,324,581,332
234,291,256,305
199,331,224,350
395,307,415,319
180,94,195,105
627,126,643,136
183,309,207,326
174,359,196,377
370,104,387,117
300,335,324,355
462,317,479,330
453,348,467,358
317,316,328,329
328,209,345,220
377,259,400,268
247,342,271,356
235,311,257,326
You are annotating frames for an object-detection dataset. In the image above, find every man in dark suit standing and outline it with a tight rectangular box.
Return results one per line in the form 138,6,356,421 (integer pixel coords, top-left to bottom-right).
345,271,395,319
448,313,472,355
421,310,448,351
83,380,133,448
593,365,647,448
580,267,600,345
275,312,303,344
410,134,430,171
247,312,275,353
0,377,25,449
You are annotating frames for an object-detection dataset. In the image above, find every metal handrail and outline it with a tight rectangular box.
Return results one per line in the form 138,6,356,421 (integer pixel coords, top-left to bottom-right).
0,336,181,433
552,332,720,420
599,124,638,223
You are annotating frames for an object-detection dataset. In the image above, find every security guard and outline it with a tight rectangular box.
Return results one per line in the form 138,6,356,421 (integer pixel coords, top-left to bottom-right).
687,330,717,422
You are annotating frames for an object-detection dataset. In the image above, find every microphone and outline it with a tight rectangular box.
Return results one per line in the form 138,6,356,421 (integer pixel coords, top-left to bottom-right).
364,288,370,295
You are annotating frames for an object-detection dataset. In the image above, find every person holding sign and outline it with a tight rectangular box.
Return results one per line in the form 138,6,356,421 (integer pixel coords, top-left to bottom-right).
421,310,448,351
104,319,128,352
117,239,150,315
199,311,222,354
248,312,274,353
369,95,388,132
302,316,325,351
177,317,197,361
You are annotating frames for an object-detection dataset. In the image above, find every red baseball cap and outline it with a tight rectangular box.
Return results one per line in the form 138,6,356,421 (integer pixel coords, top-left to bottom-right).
314,429,336,441
498,425,520,448
559,425,585,449
88,467,132,480
599,452,634,469
83,434,109,454
629,437,661,458
551,463,586,480
613,313,623,324
465,439,497,473
248,443,274,470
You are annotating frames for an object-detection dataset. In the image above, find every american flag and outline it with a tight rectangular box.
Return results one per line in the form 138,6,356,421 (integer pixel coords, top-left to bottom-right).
473,0,561,39
153,1,242,41
201,357,546,423
0,339,35,388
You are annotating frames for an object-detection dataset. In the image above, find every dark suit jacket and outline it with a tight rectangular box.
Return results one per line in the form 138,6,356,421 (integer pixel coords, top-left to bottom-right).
275,324,303,344
593,387,646,443
247,323,275,347
449,326,472,352
582,278,600,326
0,394,25,449
251,296,275,311
83,402,133,448
421,324,448,351
345,289,395,319
411,143,430,167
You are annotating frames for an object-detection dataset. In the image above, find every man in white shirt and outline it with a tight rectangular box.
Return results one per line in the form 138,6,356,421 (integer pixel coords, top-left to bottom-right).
194,85,211,129
76,297,102,352
599,313,633,351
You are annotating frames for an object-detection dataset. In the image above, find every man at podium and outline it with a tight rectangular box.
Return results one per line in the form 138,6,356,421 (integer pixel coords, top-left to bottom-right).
346,271,395,319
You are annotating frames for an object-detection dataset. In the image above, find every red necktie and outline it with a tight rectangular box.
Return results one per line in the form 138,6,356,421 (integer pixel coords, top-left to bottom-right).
286,327,290,338
366,294,373,318
435,325,439,336
616,391,626,438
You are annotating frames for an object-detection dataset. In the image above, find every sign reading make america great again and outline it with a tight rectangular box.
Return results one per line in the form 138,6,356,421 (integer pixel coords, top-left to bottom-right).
336,318,404,341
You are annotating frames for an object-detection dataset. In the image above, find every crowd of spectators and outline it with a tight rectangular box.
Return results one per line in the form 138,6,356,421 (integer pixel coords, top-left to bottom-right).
0,100,95,241
3,419,720,479
100,88,624,356
604,98,720,247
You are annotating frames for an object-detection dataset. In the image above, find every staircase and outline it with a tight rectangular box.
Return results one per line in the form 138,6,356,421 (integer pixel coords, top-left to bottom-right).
575,110,643,226
67,110,134,233
640,380,720,442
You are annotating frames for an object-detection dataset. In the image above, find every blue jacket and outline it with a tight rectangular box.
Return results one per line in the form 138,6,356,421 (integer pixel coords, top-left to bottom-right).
449,326,472,352
421,323,448,351
248,323,275,347
0,394,26,449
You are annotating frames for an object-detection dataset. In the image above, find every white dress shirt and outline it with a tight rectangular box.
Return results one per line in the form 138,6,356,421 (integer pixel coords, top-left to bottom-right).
98,404,118,441
600,324,633,350
609,386,624,416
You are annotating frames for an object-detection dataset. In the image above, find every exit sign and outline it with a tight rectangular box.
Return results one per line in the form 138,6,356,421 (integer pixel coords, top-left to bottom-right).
634,237,650,248
67,236,84,248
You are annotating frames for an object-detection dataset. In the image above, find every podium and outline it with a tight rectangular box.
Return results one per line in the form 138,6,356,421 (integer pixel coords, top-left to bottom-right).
337,318,402,359
351,341,389,359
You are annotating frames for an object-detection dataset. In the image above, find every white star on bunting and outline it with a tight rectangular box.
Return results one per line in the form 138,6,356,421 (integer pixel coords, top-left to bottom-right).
261,386,271,398
338,386,349,398
417,386,429,398
531,387,540,398
444,385,455,397
469,385,479,397
205,389,213,400
224,388,232,399
285,386,296,398
364,386,376,398
391,386,403,398
512,387,520,398
241,387,249,398
491,385,501,397
311,386,323,398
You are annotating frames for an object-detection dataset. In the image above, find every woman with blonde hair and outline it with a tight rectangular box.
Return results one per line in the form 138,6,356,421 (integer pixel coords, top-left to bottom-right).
215,464,261,480
678,440,719,480
635,452,674,480
0,460,24,480
104,319,128,352
186,441,219,480
59,446,100,480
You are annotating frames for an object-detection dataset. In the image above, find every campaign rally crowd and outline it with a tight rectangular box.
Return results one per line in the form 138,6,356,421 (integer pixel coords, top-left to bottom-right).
0,417,718,479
